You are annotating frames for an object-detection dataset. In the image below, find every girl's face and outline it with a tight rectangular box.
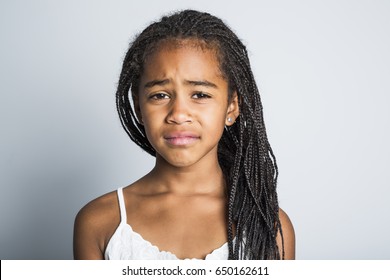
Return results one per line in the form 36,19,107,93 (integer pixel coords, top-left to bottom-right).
134,40,239,168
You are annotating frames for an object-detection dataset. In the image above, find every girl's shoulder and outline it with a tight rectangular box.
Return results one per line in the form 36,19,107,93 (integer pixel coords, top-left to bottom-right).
76,190,119,226
277,208,295,259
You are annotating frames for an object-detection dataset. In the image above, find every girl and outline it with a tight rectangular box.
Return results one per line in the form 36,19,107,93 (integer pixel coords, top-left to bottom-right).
73,9,295,260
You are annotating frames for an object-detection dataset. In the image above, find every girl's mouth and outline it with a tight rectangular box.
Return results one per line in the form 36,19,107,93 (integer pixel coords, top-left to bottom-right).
164,132,200,146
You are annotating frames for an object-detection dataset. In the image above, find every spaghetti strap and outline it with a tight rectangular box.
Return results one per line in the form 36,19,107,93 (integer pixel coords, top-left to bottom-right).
116,187,127,224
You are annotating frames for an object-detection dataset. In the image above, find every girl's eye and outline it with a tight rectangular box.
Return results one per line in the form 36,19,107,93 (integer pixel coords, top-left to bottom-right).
150,93,169,100
192,92,211,99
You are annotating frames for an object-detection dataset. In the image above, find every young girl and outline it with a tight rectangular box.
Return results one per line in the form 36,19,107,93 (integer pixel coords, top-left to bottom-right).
73,9,295,260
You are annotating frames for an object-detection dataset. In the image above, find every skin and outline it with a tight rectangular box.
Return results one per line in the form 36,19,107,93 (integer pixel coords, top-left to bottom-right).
73,39,295,260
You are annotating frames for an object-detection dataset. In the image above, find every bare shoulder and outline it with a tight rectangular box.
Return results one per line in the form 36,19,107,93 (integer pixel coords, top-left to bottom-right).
277,208,296,259
73,190,120,260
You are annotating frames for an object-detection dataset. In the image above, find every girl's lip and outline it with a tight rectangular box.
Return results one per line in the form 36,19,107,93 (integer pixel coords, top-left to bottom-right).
164,132,199,139
164,132,200,146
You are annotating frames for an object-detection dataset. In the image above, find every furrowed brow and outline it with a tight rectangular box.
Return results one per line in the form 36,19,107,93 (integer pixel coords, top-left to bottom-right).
144,79,170,88
185,80,218,88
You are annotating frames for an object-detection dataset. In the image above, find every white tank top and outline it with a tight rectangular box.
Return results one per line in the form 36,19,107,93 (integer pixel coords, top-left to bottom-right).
104,187,230,260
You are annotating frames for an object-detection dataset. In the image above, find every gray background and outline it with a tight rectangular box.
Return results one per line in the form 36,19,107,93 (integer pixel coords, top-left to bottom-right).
1,0,389,259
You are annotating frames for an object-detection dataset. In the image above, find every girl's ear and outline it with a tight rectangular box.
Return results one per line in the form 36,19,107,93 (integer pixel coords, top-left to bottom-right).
132,91,143,125
225,91,240,126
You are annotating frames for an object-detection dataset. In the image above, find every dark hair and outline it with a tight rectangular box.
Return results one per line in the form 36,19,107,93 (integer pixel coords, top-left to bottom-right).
116,9,283,259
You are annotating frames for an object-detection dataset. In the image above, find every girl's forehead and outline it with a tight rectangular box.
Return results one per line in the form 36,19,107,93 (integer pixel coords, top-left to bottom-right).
143,38,223,75
147,48,217,73
143,44,223,79
144,38,220,62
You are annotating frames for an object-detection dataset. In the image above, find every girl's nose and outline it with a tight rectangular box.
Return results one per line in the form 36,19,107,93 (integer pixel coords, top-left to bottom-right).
166,96,192,125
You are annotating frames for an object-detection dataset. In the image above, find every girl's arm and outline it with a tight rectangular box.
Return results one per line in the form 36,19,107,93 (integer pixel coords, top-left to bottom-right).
73,203,105,260
277,208,296,260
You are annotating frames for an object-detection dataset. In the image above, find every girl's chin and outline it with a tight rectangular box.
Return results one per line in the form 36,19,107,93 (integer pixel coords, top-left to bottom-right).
156,154,199,169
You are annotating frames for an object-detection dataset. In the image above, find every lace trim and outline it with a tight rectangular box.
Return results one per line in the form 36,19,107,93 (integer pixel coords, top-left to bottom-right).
105,222,229,260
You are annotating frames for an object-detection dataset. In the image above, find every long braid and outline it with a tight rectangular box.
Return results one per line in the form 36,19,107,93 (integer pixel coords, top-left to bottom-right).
116,10,283,259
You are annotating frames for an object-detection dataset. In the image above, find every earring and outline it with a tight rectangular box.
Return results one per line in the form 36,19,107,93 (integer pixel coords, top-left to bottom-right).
227,117,232,123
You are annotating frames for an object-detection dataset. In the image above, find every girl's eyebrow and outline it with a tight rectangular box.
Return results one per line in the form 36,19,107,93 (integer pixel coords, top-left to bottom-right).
185,80,218,88
143,79,218,89
144,79,170,88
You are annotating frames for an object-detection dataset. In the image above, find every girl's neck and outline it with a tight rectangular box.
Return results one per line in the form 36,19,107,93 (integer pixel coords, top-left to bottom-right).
146,154,226,196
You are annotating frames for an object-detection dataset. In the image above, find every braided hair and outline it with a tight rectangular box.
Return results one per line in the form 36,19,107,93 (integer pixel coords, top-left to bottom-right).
116,10,283,260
